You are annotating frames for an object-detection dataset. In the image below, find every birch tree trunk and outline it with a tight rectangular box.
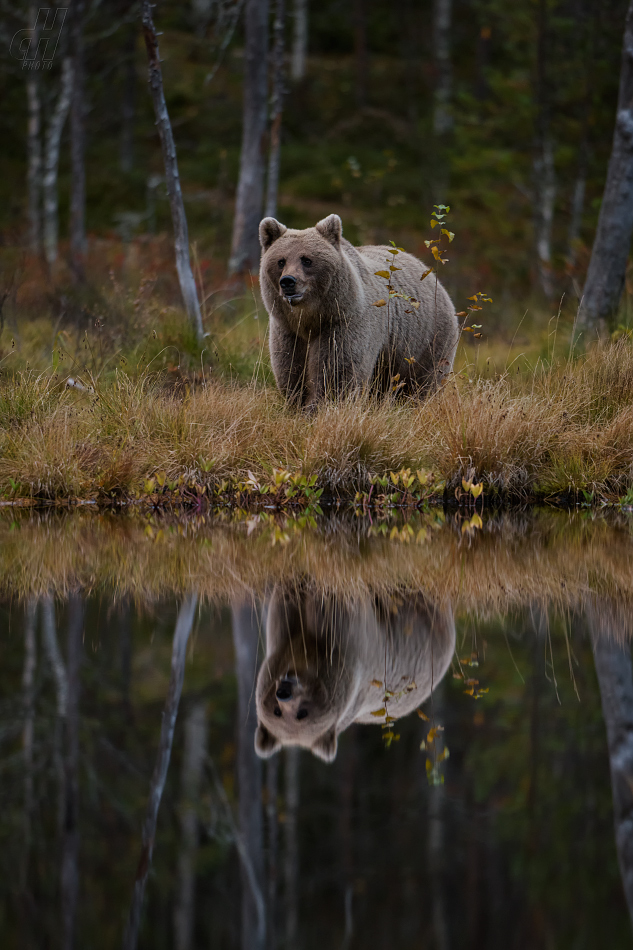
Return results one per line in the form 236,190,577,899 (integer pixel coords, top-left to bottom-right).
174,700,208,950
141,1,205,342
229,0,269,274
61,594,83,950
231,600,266,950
69,0,87,281
352,0,368,108
265,0,285,219
43,58,74,267
576,0,633,338
533,0,556,301
433,0,452,137
123,594,198,950
120,25,137,174
291,0,307,81
26,4,42,253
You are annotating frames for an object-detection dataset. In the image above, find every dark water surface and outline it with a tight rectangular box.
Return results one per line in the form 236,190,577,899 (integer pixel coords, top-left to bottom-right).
2,508,633,949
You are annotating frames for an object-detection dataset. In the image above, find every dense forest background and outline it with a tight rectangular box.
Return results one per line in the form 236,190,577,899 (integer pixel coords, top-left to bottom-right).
0,0,630,352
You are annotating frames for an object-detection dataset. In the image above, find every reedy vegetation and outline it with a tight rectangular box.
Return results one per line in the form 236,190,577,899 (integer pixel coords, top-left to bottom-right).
2,339,633,502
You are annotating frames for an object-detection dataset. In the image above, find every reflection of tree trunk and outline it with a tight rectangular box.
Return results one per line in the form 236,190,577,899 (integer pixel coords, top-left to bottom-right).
589,604,633,925
21,598,38,890
229,0,270,274
123,594,198,950
284,747,300,947
43,58,74,267
266,756,279,950
352,0,368,108
120,25,137,174
264,0,286,220
69,0,87,281
174,700,208,950
231,601,266,950
427,683,449,950
62,594,83,950
119,599,133,720
291,0,307,81
339,735,356,950
42,595,68,831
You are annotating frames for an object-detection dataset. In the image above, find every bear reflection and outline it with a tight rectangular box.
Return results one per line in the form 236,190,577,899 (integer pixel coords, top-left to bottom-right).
255,586,455,763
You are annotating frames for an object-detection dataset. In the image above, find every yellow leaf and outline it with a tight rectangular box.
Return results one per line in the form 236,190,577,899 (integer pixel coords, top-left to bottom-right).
430,219,438,228
462,478,472,492
442,229,455,242
471,483,483,498
456,311,468,317
417,709,429,720
467,294,478,301
470,512,483,529
374,270,390,279
390,471,399,485
156,471,166,487
420,268,433,281
371,708,387,717
371,679,383,688
389,265,401,272
373,299,387,307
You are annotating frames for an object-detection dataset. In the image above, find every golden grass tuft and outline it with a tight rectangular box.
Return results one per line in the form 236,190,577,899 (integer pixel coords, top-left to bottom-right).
2,341,633,501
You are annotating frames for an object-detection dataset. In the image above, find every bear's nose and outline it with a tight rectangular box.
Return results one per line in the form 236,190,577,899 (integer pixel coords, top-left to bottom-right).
280,275,297,294
276,680,293,701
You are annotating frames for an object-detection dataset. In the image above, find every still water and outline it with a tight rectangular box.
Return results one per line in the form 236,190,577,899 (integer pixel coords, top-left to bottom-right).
1,507,633,948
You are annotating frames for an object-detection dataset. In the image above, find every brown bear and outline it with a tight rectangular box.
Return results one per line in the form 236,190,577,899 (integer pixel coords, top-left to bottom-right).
259,213,459,406
254,585,455,763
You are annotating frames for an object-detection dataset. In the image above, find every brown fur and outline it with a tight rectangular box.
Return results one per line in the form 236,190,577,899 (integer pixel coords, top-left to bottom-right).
259,214,459,406
254,586,455,763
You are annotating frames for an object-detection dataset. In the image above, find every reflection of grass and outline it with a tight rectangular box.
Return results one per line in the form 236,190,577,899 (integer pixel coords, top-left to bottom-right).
3,341,633,502
1,509,633,628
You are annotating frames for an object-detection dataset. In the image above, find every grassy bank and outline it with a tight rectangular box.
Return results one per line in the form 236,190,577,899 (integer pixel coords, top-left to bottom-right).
2,339,633,506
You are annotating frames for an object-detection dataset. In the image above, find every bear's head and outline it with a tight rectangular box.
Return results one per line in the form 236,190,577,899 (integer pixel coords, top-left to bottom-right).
254,590,353,763
259,214,344,319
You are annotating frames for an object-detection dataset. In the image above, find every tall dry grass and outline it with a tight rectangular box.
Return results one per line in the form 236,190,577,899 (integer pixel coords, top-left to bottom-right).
2,340,633,501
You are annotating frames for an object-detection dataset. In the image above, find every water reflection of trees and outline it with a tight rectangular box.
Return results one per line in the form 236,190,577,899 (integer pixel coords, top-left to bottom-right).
2,586,633,946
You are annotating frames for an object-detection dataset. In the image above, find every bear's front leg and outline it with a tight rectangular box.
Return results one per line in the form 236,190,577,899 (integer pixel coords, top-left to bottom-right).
269,319,309,406
305,331,360,405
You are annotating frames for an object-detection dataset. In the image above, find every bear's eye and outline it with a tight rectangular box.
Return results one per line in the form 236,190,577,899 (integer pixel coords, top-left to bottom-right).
277,258,285,268
273,705,282,717
296,708,308,720
300,257,312,267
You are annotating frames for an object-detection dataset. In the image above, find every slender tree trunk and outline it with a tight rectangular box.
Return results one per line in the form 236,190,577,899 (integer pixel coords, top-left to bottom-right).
283,747,300,947
61,594,83,950
567,135,588,270
433,0,452,137
577,0,633,338
174,700,208,950
265,0,286,219
352,0,368,109
21,598,38,891
123,594,198,950
291,0,307,81
266,756,279,950
120,25,137,174
533,0,556,301
229,0,269,274
231,601,266,950
69,0,87,281
26,4,42,254
141,1,205,342
43,58,74,267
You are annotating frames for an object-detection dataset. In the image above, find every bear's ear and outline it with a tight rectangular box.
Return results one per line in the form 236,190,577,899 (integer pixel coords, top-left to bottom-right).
254,723,281,759
311,726,338,763
259,217,287,250
315,214,342,250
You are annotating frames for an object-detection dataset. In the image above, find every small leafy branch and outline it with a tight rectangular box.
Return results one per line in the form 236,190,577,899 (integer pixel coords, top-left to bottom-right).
423,204,454,272
452,652,489,700
456,291,492,339
370,676,418,748
418,708,449,785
